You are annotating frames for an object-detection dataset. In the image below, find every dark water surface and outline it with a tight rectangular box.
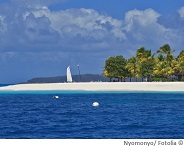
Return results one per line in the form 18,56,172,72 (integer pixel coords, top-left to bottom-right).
0,92,184,138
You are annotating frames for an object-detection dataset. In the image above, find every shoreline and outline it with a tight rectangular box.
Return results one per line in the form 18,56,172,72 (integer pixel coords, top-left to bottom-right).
0,82,184,92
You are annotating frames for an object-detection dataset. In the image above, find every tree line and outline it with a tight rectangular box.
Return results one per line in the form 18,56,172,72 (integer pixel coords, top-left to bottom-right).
103,44,184,82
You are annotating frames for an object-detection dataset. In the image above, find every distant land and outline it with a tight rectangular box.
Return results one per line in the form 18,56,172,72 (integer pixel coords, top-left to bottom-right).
26,74,109,83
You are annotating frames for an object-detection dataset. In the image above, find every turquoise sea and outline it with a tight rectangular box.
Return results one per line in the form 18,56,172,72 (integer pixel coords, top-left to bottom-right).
0,91,184,138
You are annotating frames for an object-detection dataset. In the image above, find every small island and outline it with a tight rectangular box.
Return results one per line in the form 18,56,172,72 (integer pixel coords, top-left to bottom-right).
103,44,184,82
1,44,184,92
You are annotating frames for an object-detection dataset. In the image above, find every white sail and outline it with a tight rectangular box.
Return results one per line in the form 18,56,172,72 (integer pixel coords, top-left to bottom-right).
67,66,73,82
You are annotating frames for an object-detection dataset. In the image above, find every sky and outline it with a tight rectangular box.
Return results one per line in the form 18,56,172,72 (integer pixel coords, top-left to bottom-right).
0,0,184,83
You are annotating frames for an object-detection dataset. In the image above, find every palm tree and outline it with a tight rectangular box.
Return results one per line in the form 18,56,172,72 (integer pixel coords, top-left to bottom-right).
176,50,184,80
103,44,181,82
136,47,155,81
126,57,140,82
157,44,175,65
155,44,175,81
153,58,174,81
178,50,184,59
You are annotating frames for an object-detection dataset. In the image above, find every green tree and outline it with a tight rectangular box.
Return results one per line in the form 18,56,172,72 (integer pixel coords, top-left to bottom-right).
126,57,140,82
155,44,175,80
153,58,174,81
103,56,116,81
176,50,184,80
157,44,175,66
103,56,127,82
103,44,182,82
136,47,155,81
115,56,128,82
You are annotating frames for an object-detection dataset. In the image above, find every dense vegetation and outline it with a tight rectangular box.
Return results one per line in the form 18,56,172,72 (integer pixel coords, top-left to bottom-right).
103,44,184,82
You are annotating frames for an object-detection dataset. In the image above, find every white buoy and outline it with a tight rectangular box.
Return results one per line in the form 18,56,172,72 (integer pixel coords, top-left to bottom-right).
92,102,99,107
53,96,59,99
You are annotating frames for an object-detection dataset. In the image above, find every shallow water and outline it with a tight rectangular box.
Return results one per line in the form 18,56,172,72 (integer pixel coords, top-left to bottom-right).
0,92,184,138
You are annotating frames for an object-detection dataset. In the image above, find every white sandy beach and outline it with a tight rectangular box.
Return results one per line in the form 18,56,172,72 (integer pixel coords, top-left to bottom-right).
0,82,184,92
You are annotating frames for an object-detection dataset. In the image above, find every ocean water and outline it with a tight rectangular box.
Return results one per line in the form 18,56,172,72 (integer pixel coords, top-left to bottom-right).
0,91,184,139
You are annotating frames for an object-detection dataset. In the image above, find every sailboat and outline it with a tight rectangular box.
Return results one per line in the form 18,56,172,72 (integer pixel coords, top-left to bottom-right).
67,66,73,83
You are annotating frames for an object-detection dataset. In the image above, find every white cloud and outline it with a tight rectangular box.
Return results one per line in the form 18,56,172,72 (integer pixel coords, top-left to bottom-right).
122,8,182,54
10,0,66,8
0,2,183,55
24,13,59,44
178,7,184,18
124,9,160,31
1,1,184,83
0,15,6,33
28,7,126,42
0,52,16,63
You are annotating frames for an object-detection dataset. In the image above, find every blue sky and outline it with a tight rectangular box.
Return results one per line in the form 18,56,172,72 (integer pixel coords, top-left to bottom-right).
0,0,184,83
50,0,184,17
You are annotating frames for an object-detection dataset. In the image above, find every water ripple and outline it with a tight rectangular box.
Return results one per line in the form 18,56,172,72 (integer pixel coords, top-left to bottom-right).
0,93,184,138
